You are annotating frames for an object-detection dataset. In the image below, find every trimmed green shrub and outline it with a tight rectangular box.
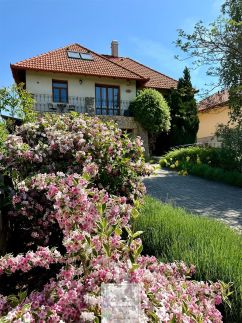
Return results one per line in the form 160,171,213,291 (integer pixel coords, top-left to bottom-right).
133,196,242,322
160,146,235,170
129,88,170,134
160,146,242,186
187,163,242,187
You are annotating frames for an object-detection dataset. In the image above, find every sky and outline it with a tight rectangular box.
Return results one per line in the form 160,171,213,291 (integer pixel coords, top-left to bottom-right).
0,0,223,96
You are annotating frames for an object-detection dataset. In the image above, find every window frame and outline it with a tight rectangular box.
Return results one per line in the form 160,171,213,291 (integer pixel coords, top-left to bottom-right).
80,53,93,60
95,84,120,116
52,80,69,103
67,51,81,59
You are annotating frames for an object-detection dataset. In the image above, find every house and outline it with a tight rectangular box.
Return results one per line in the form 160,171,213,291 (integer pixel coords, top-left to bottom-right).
10,41,177,153
197,90,230,146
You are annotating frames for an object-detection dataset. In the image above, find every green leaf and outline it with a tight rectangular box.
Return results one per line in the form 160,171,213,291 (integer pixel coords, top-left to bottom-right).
114,227,122,235
125,226,133,237
130,263,139,271
135,244,143,257
132,231,143,239
131,208,139,219
103,243,111,256
85,235,91,245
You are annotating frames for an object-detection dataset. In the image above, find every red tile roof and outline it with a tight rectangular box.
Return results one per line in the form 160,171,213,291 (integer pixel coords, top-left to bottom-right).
11,43,177,89
103,55,177,89
11,44,144,81
198,90,229,111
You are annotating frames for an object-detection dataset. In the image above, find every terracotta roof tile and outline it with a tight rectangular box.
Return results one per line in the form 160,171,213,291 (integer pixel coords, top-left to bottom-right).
11,43,144,80
11,43,178,89
103,55,177,89
198,90,229,111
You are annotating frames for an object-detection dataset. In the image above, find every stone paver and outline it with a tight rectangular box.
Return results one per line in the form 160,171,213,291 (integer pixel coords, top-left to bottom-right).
144,168,242,232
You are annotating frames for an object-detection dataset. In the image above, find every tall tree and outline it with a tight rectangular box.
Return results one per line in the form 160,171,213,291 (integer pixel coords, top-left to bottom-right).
176,0,242,124
169,67,199,146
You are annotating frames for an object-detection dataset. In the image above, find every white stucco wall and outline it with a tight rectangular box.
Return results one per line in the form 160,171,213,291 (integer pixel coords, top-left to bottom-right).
26,71,137,101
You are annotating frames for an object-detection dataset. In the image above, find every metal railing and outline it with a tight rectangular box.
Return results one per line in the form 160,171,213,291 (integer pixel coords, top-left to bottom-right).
32,94,132,116
95,99,131,116
32,94,87,114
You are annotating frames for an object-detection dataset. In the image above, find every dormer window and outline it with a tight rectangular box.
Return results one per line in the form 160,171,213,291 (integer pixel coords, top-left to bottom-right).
67,51,93,60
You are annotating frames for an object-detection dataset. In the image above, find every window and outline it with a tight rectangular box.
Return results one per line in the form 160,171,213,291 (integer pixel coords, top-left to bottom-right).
67,51,93,60
67,51,81,59
80,53,93,60
52,80,68,103
95,85,120,115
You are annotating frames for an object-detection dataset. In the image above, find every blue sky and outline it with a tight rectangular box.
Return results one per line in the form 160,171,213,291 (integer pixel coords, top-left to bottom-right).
0,0,223,95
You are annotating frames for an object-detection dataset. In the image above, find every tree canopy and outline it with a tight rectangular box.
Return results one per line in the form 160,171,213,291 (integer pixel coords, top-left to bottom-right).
169,67,199,146
176,0,242,124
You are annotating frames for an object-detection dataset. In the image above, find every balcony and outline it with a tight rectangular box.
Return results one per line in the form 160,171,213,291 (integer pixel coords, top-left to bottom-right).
32,94,86,114
32,94,132,116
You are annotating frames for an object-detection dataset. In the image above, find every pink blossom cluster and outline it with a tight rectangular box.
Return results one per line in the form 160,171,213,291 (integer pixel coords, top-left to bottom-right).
0,247,63,275
0,256,223,322
0,172,226,322
0,114,151,199
10,173,132,251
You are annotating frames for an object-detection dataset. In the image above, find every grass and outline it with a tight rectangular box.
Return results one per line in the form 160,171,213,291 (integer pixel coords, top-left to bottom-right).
133,196,242,322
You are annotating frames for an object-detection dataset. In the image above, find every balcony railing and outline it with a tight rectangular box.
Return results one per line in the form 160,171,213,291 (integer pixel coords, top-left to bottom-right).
32,94,87,114
32,94,132,116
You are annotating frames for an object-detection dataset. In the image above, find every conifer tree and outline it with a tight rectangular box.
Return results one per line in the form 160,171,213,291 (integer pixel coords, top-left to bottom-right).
169,67,199,146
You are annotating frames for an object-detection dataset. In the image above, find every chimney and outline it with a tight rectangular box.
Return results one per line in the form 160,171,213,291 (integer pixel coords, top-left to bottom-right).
111,40,119,57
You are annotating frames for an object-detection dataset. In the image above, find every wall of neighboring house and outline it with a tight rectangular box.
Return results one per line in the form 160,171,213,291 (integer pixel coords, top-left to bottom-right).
197,105,230,146
26,71,136,102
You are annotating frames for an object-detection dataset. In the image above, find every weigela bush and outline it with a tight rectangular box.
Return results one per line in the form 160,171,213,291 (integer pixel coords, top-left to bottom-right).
0,173,225,322
8,173,132,253
0,114,227,322
0,113,151,200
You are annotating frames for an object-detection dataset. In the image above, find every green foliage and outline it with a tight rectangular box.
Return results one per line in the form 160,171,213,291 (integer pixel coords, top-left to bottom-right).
0,123,8,151
160,146,234,170
133,196,242,322
169,67,199,146
176,0,242,124
0,84,37,252
129,88,170,134
216,124,242,172
184,163,242,187
160,146,242,186
0,83,37,124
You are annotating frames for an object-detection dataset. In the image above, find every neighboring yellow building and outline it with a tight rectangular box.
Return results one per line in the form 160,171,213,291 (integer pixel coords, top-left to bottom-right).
197,91,229,146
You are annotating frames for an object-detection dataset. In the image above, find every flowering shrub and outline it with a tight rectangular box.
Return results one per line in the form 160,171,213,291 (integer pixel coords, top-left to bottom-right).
8,173,133,253
0,173,227,322
0,113,151,200
0,114,228,321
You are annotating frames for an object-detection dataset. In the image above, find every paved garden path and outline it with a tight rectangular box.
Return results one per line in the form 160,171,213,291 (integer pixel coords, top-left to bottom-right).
143,168,242,232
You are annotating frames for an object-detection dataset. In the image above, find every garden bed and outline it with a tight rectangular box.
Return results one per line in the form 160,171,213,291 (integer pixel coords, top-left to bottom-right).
160,146,242,187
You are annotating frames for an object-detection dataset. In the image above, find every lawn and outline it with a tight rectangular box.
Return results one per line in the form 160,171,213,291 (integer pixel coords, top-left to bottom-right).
133,196,242,322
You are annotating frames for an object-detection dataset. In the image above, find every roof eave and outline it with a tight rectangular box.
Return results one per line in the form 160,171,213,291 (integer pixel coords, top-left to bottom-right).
10,64,147,81
198,101,229,112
